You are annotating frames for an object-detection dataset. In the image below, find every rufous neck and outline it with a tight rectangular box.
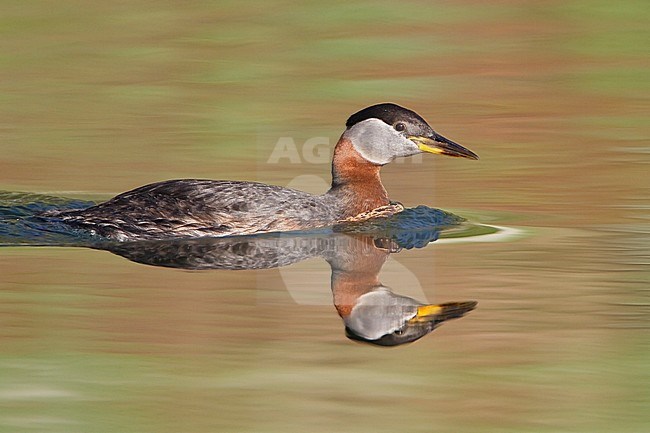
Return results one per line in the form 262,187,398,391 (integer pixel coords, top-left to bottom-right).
329,235,389,318
328,136,389,216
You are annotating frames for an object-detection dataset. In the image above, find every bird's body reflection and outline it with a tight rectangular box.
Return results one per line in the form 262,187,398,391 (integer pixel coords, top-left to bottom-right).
99,227,476,346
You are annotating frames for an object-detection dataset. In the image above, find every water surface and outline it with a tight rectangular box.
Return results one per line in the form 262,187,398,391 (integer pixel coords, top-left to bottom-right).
1,1,648,432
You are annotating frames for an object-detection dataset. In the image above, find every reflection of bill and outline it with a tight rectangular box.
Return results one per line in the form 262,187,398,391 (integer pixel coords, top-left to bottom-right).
345,296,477,347
325,234,476,347
101,230,476,347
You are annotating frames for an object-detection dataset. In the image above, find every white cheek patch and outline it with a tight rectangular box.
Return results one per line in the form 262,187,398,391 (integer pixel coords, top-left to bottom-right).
344,119,418,165
344,287,419,340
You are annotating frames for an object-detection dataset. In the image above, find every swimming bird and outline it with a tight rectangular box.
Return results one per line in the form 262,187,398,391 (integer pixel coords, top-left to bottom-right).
46,103,478,241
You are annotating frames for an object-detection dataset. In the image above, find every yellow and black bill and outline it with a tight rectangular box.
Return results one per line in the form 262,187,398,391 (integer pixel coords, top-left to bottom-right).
409,133,479,160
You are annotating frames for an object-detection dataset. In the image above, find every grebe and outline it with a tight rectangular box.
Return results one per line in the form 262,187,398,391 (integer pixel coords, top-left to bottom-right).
47,103,478,241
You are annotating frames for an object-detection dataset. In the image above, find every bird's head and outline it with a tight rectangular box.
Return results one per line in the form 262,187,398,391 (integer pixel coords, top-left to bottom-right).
343,103,478,165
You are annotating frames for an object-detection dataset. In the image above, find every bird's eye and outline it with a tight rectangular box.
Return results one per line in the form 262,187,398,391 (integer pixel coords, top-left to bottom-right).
395,328,405,335
394,122,406,132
